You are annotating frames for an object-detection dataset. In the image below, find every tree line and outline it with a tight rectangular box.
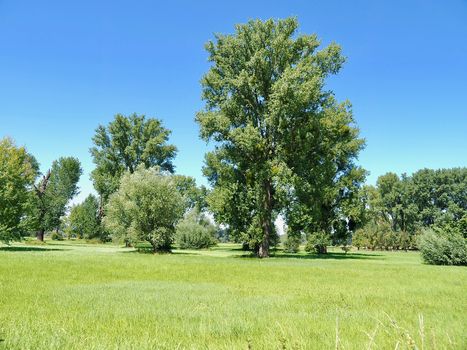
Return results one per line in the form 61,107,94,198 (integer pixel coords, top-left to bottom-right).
0,18,465,263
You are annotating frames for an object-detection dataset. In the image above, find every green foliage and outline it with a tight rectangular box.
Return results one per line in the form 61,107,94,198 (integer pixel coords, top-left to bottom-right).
50,231,64,241
305,231,332,254
0,138,38,243
175,210,217,249
31,157,82,240
104,166,185,252
366,168,467,234
356,168,467,251
418,228,467,266
90,113,177,204
69,194,103,240
172,175,209,212
282,234,301,253
197,18,365,257
352,221,417,251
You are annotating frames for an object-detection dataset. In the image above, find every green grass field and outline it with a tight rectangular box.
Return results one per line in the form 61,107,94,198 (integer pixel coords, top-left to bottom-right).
0,241,465,349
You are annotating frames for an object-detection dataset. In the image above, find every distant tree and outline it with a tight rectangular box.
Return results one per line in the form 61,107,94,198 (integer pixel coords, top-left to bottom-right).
172,175,209,212
410,168,466,228
104,166,185,253
68,194,101,239
0,138,38,243
175,209,217,249
196,18,365,257
282,234,301,253
90,113,177,210
32,157,82,241
360,168,467,249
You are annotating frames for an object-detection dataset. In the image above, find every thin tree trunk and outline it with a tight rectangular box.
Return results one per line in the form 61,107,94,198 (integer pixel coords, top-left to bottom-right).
98,195,105,220
258,180,273,258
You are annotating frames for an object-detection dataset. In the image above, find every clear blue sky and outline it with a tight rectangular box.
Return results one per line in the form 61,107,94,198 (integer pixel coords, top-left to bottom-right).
1,0,466,204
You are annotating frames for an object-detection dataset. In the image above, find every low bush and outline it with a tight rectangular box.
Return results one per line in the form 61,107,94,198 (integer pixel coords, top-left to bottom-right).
418,228,467,266
51,231,64,241
176,210,217,249
282,235,301,253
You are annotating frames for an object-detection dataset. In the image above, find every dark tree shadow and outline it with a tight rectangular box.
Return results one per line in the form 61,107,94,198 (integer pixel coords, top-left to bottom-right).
234,251,383,260
0,246,65,252
120,249,200,256
274,252,383,260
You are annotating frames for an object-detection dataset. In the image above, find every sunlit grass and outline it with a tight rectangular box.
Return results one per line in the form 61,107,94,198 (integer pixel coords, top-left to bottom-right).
0,241,465,349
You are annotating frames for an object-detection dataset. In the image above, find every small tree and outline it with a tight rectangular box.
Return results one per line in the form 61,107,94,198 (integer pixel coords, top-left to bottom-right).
104,166,185,253
69,194,102,240
32,157,82,241
305,231,332,254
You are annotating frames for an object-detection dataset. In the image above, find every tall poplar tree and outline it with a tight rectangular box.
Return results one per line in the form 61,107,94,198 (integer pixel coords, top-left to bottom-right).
196,18,365,257
90,113,177,211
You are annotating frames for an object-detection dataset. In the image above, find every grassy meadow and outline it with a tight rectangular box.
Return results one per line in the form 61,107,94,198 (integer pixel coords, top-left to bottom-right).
0,241,465,349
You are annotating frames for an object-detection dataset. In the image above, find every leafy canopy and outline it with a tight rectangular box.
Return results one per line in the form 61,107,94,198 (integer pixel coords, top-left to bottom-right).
90,113,177,202
0,138,38,243
68,194,101,239
32,157,82,237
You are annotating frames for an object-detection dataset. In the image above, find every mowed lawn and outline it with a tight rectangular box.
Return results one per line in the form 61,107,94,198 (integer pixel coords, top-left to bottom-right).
0,242,465,349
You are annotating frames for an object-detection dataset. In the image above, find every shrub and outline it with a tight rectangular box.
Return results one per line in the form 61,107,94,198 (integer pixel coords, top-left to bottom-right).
341,245,351,254
305,231,331,254
51,231,64,241
418,228,467,266
283,235,301,253
175,210,217,249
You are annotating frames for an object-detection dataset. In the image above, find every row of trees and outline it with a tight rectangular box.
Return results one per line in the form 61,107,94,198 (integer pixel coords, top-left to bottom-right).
352,169,466,250
1,18,465,262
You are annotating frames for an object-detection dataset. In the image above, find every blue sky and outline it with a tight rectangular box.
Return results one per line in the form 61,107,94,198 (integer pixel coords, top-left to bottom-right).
1,0,466,204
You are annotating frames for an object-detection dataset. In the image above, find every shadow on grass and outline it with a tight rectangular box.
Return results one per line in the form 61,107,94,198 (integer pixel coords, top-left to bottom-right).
119,249,201,257
0,246,65,252
235,251,383,260
277,252,383,260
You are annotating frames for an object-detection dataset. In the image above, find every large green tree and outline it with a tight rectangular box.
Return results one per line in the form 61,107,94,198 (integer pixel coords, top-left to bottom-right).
33,157,82,241
0,138,38,243
90,113,177,209
196,18,365,257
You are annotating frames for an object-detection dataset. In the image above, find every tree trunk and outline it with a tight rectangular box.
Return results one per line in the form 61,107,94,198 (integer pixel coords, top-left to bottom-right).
37,229,45,242
98,195,105,220
258,180,273,258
